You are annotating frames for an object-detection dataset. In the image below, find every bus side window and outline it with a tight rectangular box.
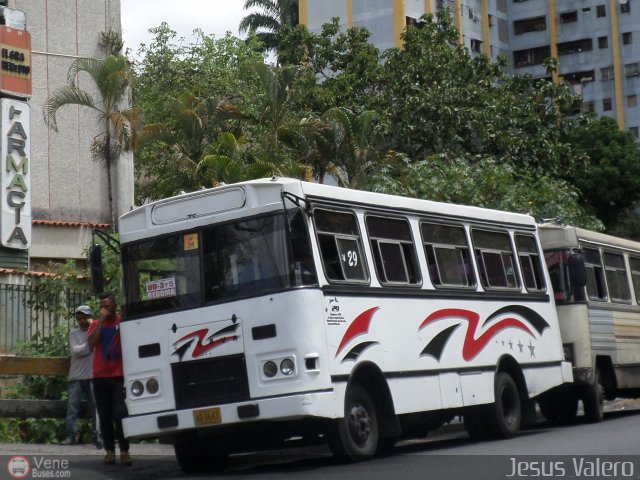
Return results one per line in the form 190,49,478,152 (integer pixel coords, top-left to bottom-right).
366,215,421,286
582,247,608,301
629,256,640,303
313,208,368,283
603,251,631,303
471,229,520,290
515,234,546,292
421,222,476,288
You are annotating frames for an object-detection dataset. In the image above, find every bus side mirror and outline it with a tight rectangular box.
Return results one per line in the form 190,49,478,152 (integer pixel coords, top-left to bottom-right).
568,252,587,288
90,244,104,295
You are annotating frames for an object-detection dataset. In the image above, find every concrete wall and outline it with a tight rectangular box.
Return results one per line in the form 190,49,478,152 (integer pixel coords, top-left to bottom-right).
6,0,132,262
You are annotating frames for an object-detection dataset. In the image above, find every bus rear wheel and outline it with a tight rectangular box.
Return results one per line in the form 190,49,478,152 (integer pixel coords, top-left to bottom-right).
328,384,379,461
486,372,522,438
539,393,579,422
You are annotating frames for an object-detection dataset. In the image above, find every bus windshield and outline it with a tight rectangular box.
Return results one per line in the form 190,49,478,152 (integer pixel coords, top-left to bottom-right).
122,210,317,318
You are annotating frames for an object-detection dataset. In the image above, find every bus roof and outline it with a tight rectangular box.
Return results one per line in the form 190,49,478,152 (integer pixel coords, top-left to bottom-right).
539,222,640,252
119,177,537,244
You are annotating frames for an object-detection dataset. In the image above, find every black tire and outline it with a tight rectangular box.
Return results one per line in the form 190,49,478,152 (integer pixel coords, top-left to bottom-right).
583,368,604,423
376,437,397,456
486,372,521,438
464,408,488,440
328,385,379,461
539,394,579,422
173,435,228,474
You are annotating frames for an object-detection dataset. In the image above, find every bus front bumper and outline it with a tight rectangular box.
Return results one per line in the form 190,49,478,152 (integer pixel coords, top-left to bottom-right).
122,389,338,440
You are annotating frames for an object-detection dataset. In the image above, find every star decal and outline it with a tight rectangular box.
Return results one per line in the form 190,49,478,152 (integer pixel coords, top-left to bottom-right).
517,340,524,353
528,340,536,358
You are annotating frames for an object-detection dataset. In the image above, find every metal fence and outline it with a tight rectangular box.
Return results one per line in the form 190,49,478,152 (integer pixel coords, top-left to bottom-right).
0,284,91,353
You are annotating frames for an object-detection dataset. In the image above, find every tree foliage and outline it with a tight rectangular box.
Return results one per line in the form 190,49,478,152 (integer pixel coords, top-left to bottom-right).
564,116,640,228
378,12,583,176
239,0,299,54
128,11,640,231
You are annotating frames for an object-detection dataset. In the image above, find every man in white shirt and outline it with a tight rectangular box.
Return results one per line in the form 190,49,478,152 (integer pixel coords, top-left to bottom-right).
60,305,101,447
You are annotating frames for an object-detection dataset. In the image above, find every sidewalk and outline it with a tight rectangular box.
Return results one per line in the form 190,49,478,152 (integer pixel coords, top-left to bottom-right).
0,441,174,456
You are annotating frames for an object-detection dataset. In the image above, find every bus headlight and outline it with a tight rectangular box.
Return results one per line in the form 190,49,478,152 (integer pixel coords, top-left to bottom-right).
131,380,144,397
261,356,297,380
129,375,161,398
263,361,278,378
280,358,295,375
146,377,160,394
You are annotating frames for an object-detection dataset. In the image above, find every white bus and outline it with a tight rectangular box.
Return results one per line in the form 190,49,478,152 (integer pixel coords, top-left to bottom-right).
538,222,640,422
118,178,571,473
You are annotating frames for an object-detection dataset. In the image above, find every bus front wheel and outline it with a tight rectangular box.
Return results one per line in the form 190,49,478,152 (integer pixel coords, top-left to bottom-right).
583,368,604,423
173,434,228,474
328,384,379,461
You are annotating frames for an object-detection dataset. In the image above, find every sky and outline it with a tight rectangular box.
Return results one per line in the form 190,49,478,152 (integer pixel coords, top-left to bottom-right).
120,0,248,54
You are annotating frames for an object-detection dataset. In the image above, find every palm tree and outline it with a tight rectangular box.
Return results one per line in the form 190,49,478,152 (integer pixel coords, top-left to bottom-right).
42,55,142,229
325,107,379,189
239,0,299,53
251,61,300,152
142,92,243,192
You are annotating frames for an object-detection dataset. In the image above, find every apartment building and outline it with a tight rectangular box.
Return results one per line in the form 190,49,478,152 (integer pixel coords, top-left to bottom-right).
0,0,132,273
0,0,132,351
299,0,640,137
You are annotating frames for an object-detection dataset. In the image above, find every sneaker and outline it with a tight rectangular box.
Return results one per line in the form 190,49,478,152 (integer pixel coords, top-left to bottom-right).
120,451,133,466
103,451,116,465
60,437,76,446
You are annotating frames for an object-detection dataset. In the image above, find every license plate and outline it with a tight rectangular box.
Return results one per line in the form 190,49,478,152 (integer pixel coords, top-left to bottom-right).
193,407,221,426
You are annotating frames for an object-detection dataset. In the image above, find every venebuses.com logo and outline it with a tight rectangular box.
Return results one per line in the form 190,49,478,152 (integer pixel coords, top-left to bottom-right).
5,455,71,478
6,456,29,479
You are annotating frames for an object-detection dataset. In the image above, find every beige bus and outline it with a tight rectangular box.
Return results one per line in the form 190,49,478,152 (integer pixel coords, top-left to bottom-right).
539,222,640,422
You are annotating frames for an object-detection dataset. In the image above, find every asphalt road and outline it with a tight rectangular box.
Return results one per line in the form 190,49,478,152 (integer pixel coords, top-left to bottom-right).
1,399,639,480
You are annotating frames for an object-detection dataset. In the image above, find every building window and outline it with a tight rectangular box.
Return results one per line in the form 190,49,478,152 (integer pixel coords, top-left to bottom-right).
581,101,595,113
560,11,578,23
628,95,638,108
621,1,631,14
513,16,546,35
598,36,608,49
601,66,615,80
597,5,606,17
623,32,633,45
562,70,595,84
557,38,593,55
625,62,640,76
470,39,482,53
630,127,639,139
603,98,613,111
406,16,426,29
513,45,551,67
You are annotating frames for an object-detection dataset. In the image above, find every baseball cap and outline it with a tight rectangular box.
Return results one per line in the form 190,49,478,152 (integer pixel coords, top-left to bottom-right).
75,305,92,316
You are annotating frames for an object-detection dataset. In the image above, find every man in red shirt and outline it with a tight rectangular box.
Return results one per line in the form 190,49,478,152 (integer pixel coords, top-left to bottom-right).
88,292,132,466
